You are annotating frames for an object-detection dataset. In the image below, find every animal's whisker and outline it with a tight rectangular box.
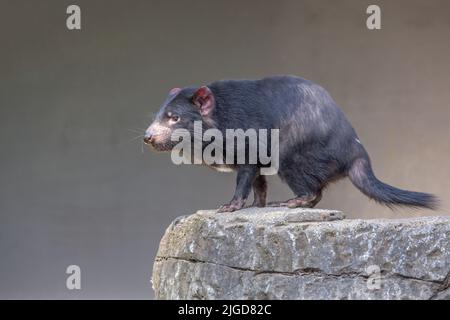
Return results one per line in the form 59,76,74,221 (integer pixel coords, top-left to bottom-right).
127,134,145,143
128,128,145,134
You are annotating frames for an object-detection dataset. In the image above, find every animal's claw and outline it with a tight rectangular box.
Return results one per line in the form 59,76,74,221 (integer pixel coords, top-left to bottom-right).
217,199,246,213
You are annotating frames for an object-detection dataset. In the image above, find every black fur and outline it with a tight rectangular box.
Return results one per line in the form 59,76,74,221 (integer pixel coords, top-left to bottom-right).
145,75,438,212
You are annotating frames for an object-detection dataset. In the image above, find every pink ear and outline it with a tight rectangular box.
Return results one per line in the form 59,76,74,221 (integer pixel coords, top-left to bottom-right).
169,87,181,95
192,86,215,116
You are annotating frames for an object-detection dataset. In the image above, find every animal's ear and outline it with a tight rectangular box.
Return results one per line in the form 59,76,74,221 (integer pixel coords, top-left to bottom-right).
192,86,215,117
169,87,181,95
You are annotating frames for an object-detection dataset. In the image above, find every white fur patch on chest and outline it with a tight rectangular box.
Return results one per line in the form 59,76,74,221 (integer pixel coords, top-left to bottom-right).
212,165,234,173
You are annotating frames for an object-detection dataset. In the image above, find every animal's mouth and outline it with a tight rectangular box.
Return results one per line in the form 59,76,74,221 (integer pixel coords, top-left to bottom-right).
143,137,173,152
143,136,153,146
152,144,172,152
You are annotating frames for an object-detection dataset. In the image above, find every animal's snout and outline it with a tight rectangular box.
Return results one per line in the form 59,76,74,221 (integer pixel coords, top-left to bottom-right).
143,134,153,145
143,122,171,149
143,128,157,145
143,126,155,145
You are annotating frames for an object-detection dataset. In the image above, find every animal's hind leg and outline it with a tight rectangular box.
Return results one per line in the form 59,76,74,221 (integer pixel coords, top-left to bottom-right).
270,154,325,208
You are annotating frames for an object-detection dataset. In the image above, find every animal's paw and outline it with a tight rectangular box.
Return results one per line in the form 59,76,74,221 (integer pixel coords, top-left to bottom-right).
217,199,245,213
268,195,320,208
267,199,310,208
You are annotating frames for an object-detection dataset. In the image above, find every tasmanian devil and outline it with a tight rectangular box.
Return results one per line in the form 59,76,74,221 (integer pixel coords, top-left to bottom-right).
143,75,438,212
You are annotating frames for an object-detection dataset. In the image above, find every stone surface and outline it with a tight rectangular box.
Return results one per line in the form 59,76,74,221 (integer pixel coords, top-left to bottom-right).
152,207,450,300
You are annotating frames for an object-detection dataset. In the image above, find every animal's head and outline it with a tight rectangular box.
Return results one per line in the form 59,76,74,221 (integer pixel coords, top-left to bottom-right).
144,86,215,152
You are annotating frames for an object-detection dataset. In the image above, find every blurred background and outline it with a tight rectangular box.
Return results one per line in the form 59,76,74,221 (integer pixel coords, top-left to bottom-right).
0,0,449,299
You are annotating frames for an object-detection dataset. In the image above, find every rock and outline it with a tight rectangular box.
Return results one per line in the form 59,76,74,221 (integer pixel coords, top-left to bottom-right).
152,206,450,300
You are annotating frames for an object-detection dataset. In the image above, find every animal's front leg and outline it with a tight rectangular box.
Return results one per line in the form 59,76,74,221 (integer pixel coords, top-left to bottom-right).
217,166,257,212
252,174,267,207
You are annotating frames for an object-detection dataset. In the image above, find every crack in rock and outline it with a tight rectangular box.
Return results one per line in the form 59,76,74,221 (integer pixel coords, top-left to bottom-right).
156,255,447,287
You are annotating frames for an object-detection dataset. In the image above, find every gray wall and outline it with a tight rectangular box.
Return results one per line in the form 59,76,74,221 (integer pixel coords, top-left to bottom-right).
1,0,449,299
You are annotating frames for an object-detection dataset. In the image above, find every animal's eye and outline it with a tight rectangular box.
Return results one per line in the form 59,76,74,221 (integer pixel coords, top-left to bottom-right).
168,115,180,124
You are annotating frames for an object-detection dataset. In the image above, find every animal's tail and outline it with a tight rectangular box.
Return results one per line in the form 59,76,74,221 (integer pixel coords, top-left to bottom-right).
348,156,438,210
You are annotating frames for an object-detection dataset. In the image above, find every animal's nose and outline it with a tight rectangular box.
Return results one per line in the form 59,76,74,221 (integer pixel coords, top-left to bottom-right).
143,134,153,145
